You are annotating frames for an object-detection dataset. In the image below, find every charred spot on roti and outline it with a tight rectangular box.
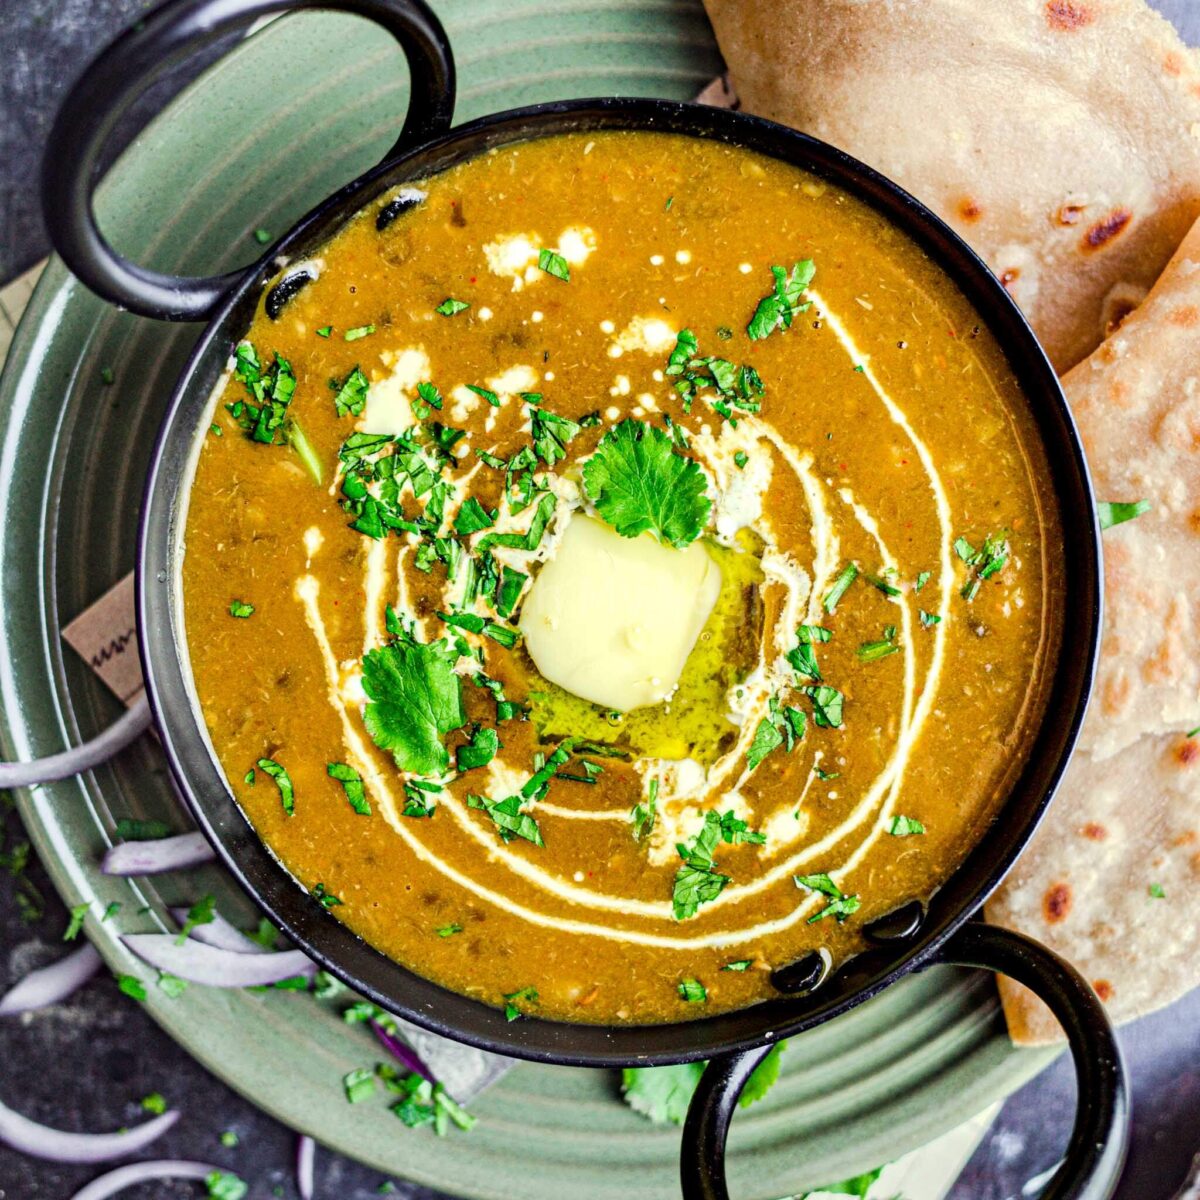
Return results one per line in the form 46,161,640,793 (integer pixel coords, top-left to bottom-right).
1045,0,1094,31
1168,304,1200,327
998,267,1021,292
956,197,983,223
1093,979,1114,1002
1175,738,1200,768
1057,203,1086,226
1081,208,1134,253
1042,882,1072,924
1080,822,1108,841
1163,50,1186,78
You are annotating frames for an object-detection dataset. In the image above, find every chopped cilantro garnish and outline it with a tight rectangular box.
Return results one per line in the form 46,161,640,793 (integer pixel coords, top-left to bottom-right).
503,985,538,1021
209,423,222,437
313,883,343,909
823,563,858,613
467,384,499,406
528,403,583,466
467,793,543,846
102,901,121,921
747,713,784,770
794,872,860,923
456,725,500,772
864,570,901,597
678,977,707,1004
328,762,370,815
220,1131,239,1148
100,366,115,386
919,609,941,629
787,623,831,679
412,380,443,420
453,497,496,536
402,779,440,819
140,1093,167,1115
344,324,375,341
331,366,369,417
435,298,469,316
495,566,528,618
63,903,89,941
227,343,296,445
632,778,658,842
228,599,254,618
1149,882,1166,899
253,228,271,245
747,260,815,340
733,450,748,469
537,248,570,281
316,325,332,338
887,814,926,837
437,923,463,937
804,685,844,728
857,632,899,661
672,810,761,920
1098,500,1151,530
257,758,294,815
914,570,931,592
722,960,752,972
666,328,764,421
177,893,215,945
438,609,520,649
956,532,1010,600
362,629,465,775
582,418,711,548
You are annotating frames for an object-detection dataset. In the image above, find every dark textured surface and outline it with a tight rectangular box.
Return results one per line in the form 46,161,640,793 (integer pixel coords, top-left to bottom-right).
2,2,1199,1198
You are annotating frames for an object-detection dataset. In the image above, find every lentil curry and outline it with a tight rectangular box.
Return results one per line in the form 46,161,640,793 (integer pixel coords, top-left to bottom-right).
181,131,1064,1024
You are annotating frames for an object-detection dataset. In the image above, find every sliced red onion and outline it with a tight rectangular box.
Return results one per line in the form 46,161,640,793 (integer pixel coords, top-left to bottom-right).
71,1160,217,1200
371,1018,433,1081
168,908,268,954
102,831,215,876
0,943,103,1017
296,1133,315,1200
121,933,314,987
0,1093,178,1163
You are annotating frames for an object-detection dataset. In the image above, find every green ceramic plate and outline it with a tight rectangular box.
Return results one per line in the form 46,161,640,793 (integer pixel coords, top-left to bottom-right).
0,3,1057,1195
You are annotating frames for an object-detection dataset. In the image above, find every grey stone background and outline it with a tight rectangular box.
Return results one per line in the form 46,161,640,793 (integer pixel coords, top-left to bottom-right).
2,1,1198,1197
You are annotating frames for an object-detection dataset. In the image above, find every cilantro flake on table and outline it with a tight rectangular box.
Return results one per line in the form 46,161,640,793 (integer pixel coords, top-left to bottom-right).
328,762,370,815
177,894,215,945
63,903,89,941
794,872,860,924
1098,499,1152,530
582,418,711,548
113,818,172,840
116,974,146,1002
206,1171,248,1200
747,260,816,340
361,627,466,776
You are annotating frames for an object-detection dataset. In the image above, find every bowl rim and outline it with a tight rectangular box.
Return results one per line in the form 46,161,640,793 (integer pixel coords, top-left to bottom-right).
137,95,1103,1068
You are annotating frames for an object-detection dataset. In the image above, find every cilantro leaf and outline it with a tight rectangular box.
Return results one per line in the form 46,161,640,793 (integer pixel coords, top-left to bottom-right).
436,298,469,317
746,715,784,770
331,366,369,417
538,249,570,281
803,1167,886,1197
362,633,466,775
794,872,860,923
582,419,711,548
887,814,925,837
678,977,707,1003
257,758,294,814
1098,499,1151,530
328,762,370,815
747,261,815,340
622,1041,787,1125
